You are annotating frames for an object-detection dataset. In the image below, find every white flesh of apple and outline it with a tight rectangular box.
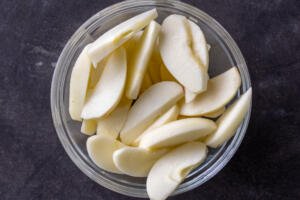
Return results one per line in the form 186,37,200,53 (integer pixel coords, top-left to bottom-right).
126,21,161,99
140,72,153,93
180,67,241,116
113,147,168,177
69,46,92,121
87,135,125,174
87,9,158,67
205,88,252,148
81,119,97,135
159,14,207,93
97,97,132,139
184,88,198,103
120,81,184,145
147,142,207,200
203,107,226,118
81,47,127,119
88,59,106,89
134,105,179,145
139,118,216,150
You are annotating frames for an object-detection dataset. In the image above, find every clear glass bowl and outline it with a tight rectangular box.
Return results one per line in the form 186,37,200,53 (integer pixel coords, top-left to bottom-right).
51,0,251,198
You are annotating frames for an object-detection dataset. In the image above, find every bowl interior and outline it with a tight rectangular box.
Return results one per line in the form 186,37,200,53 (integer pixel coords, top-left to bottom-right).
51,0,251,198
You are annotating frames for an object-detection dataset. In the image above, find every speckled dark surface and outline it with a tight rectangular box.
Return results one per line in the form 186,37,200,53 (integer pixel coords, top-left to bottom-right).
0,0,299,199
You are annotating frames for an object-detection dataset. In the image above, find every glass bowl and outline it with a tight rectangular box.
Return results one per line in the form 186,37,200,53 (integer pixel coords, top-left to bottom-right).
51,0,251,198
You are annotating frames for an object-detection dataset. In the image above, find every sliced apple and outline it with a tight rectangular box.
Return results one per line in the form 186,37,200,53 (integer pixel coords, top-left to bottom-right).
159,14,207,93
134,105,179,145
81,47,127,119
97,97,132,139
203,107,225,118
113,147,168,177
87,135,125,174
139,118,216,150
126,21,161,99
180,67,241,116
69,46,92,121
160,63,176,82
205,88,252,148
87,9,158,67
140,72,153,93
120,81,184,145
81,119,97,135
148,59,161,83
147,142,207,200
88,59,106,89
184,88,198,103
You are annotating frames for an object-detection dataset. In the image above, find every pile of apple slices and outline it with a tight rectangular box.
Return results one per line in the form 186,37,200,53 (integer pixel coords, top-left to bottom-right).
69,9,252,200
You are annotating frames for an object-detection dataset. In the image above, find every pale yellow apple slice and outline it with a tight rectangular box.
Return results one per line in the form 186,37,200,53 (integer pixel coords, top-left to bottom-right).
159,14,207,93
139,118,216,149
126,21,161,99
113,147,168,177
148,59,161,83
205,88,252,148
69,46,92,121
180,67,241,116
147,142,207,200
81,119,97,135
203,107,225,118
87,9,158,67
184,88,198,103
81,47,127,119
160,64,176,82
97,97,132,139
87,135,125,174
134,105,179,145
120,81,184,145
140,72,153,93
88,59,106,89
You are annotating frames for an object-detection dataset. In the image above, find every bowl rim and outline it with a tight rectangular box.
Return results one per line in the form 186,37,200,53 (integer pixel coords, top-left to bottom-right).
51,0,252,198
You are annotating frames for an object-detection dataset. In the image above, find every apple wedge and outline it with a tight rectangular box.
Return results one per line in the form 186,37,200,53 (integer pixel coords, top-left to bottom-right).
159,14,207,93
97,97,132,139
87,135,125,174
140,72,153,93
113,147,168,177
69,46,92,121
147,142,207,200
126,21,161,99
139,118,216,150
120,81,184,145
203,107,225,118
134,105,179,145
205,88,252,148
180,67,241,116
160,63,176,82
184,88,198,103
81,47,127,119
81,119,97,135
88,59,106,89
87,9,158,67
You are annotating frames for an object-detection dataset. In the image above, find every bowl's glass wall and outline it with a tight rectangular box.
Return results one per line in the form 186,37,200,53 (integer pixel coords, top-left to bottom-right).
51,0,251,198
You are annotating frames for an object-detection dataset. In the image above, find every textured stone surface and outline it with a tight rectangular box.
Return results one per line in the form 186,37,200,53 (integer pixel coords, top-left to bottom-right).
0,0,299,199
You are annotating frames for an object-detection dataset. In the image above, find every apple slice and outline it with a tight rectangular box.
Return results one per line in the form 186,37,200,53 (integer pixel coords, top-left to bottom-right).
126,21,161,99
180,67,241,116
81,47,127,119
113,147,168,177
140,72,153,93
134,105,179,145
120,81,184,145
88,59,106,89
139,118,216,150
69,46,92,121
184,88,198,103
205,88,252,148
81,119,97,135
160,64,176,82
159,14,207,93
147,142,207,200
87,9,158,67
97,97,132,139
87,135,125,174
203,107,225,118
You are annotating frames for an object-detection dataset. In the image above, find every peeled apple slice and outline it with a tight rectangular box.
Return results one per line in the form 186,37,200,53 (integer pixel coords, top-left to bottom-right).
69,46,92,121
160,64,176,82
140,72,153,93
139,118,216,150
185,88,198,103
87,135,125,174
88,59,106,89
126,21,161,99
120,81,184,145
81,47,127,119
205,88,252,148
180,67,241,116
159,14,207,93
147,142,207,200
134,105,179,145
203,107,225,118
81,119,97,135
113,147,168,177
87,9,158,67
97,97,132,139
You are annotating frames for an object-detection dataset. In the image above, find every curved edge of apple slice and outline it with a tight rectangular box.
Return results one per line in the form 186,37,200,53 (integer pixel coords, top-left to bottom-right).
81,119,97,135
203,107,226,118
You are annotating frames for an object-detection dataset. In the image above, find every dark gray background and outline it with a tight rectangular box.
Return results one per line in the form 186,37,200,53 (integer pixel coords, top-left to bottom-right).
0,0,299,199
